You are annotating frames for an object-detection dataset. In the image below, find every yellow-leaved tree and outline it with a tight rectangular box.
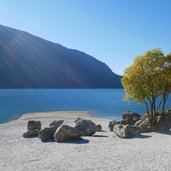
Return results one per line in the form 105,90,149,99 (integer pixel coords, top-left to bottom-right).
122,49,171,127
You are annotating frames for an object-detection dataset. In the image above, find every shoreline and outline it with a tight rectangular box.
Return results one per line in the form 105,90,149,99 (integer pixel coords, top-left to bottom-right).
1,111,171,171
0,110,93,125
0,110,117,125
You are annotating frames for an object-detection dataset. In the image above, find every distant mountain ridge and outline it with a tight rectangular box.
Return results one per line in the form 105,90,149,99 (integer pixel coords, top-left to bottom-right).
0,25,122,88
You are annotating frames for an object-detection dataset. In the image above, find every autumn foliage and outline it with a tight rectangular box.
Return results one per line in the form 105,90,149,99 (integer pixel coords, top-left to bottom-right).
122,49,171,127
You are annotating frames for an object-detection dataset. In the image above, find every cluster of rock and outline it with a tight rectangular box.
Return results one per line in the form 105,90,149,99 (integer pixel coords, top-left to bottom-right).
109,111,144,138
155,110,171,131
39,120,64,142
23,118,102,142
109,110,171,138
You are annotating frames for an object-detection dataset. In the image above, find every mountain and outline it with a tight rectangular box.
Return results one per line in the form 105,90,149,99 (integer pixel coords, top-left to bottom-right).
0,25,122,88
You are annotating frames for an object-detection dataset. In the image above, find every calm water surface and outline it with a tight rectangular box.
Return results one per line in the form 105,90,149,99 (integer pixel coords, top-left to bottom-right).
0,89,170,123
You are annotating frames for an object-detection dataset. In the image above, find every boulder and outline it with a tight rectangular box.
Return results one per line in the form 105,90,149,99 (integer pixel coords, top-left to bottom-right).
49,120,64,128
23,130,39,138
168,109,171,114
134,117,149,132
155,112,171,131
54,125,81,142
113,124,140,138
74,118,83,123
122,111,141,125
96,124,102,132
27,120,41,130
38,126,57,142
108,120,120,131
75,119,96,136
126,125,141,136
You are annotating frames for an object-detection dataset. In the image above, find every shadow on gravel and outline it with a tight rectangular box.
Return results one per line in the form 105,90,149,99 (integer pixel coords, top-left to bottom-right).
61,138,90,144
42,139,55,143
92,135,108,138
42,138,89,144
155,130,171,135
126,134,152,139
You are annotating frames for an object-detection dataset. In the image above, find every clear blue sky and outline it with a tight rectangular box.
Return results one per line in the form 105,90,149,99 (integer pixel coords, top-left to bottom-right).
0,0,171,75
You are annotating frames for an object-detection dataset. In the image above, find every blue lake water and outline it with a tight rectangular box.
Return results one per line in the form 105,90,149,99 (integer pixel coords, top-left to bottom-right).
0,89,170,123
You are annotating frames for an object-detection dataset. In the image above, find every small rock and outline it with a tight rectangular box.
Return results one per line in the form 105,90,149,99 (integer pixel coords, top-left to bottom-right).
38,127,57,142
49,120,64,128
54,125,80,142
75,119,96,136
96,124,102,132
27,120,41,130
23,130,39,138
108,120,120,131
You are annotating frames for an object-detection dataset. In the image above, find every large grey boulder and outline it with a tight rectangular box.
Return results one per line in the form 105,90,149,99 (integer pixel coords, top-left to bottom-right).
54,125,81,142
75,119,96,136
38,120,64,142
38,127,57,142
27,120,41,130
113,124,140,138
122,111,141,125
23,130,39,138
49,120,64,128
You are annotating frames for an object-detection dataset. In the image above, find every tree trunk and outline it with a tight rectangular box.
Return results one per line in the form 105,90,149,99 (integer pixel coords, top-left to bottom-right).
144,102,149,115
162,93,169,114
157,97,163,112
149,97,158,128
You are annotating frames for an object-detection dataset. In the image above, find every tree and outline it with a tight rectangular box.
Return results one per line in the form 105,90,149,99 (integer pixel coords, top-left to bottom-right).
122,49,171,127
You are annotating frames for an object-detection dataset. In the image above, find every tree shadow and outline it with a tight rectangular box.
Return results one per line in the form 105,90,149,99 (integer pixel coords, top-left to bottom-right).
155,130,171,135
136,134,152,138
126,134,152,139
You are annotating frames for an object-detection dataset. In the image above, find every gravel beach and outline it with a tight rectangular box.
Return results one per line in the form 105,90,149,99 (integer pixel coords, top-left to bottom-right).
0,111,171,171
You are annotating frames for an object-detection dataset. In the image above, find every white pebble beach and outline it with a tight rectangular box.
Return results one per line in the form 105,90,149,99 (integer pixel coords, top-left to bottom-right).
0,111,171,171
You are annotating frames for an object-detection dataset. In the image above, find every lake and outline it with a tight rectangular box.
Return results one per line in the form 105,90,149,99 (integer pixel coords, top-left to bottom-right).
0,89,170,123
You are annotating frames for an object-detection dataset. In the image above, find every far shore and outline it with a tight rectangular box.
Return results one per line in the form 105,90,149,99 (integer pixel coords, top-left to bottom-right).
0,111,171,171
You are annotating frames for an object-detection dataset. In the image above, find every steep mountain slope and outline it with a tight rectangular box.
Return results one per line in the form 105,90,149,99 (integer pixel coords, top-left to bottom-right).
0,25,122,88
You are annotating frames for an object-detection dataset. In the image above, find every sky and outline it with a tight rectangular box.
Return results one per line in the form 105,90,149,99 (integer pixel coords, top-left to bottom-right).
0,0,171,75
